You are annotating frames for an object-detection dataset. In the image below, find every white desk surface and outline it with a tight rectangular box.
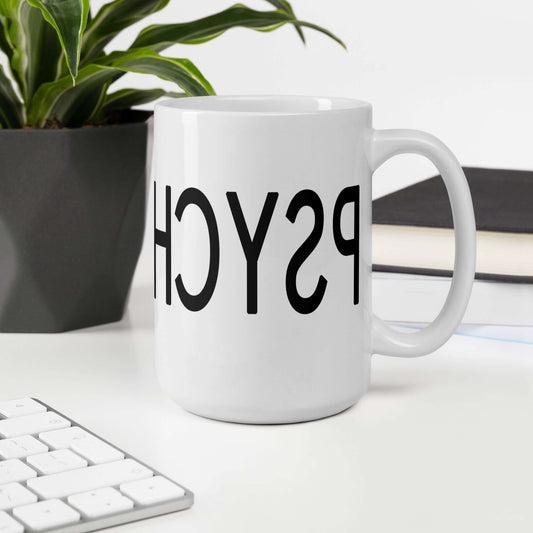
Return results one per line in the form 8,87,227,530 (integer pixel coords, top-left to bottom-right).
1,256,532,533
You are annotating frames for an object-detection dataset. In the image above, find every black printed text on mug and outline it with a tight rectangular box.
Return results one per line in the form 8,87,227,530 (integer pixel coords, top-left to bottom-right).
154,182,360,314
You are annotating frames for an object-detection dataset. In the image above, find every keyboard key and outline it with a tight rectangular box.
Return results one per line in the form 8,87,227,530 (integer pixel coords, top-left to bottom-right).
13,499,80,531
27,459,153,499
0,482,37,511
0,435,48,459
39,426,88,449
0,412,70,438
68,487,134,519
72,436,124,465
121,476,186,506
0,460,37,484
27,449,88,475
39,426,124,464
0,511,23,533
0,398,46,419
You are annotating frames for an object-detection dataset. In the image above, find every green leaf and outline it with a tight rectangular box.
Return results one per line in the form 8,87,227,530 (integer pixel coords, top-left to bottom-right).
28,48,215,127
0,64,23,127
102,87,184,112
132,5,291,50
0,18,13,59
263,0,305,43
131,4,345,51
26,64,106,127
81,0,169,64
102,48,215,95
3,1,63,103
26,0,90,82
0,1,18,18
286,20,345,49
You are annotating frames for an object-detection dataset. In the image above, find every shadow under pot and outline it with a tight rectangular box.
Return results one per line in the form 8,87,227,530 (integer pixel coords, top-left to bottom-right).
0,111,149,332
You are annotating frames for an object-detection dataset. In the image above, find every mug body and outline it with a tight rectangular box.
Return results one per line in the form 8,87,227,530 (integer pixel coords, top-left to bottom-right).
153,96,372,423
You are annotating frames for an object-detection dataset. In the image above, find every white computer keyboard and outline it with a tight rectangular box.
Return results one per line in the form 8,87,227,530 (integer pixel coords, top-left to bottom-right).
0,398,193,532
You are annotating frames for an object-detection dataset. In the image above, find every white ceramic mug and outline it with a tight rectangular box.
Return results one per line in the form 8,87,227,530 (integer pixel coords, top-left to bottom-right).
152,96,476,424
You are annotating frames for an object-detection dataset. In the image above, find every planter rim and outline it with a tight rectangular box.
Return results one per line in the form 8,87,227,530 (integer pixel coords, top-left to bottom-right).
0,111,152,136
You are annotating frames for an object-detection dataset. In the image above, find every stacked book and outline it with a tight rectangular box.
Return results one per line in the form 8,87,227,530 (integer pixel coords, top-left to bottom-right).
372,167,533,326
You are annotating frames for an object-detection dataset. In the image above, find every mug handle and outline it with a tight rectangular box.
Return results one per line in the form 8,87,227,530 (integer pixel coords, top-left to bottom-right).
368,129,476,357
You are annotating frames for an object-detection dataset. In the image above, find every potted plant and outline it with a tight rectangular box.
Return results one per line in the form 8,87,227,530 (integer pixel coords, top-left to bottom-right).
0,0,343,333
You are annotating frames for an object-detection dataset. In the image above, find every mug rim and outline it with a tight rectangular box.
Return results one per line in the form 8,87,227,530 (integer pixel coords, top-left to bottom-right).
156,95,371,116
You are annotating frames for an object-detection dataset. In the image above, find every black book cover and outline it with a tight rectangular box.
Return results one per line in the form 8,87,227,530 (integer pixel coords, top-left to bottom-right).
372,167,533,283
372,167,533,233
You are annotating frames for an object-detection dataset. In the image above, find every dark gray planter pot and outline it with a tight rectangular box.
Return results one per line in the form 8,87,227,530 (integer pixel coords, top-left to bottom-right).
0,111,150,332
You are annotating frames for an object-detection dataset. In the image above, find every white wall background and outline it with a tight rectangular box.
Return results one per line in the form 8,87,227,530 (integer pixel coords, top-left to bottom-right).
97,0,533,197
